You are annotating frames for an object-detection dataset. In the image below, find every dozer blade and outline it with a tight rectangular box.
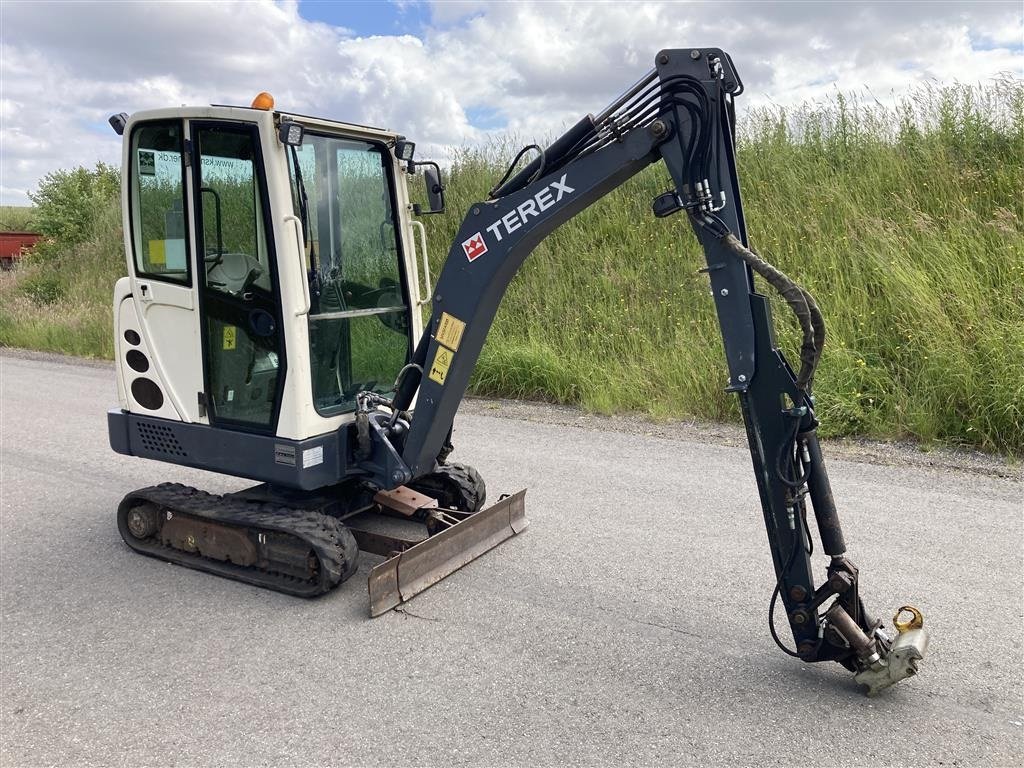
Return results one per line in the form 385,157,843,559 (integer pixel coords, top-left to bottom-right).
367,489,527,617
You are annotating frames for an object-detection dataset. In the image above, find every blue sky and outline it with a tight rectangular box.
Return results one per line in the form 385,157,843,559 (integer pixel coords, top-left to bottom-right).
298,0,433,35
295,0,503,129
1,0,1021,205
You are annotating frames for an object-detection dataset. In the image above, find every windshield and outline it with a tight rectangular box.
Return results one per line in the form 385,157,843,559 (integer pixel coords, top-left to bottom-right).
287,133,410,416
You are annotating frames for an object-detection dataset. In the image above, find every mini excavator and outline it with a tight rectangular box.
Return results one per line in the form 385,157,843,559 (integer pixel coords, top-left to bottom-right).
107,48,928,695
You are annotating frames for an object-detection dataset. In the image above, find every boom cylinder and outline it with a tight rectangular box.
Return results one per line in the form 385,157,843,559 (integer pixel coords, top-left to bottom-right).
593,67,658,122
490,115,598,199
491,68,659,200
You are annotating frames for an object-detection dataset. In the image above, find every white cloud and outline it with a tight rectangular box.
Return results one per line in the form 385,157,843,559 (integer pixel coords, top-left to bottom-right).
0,0,1020,204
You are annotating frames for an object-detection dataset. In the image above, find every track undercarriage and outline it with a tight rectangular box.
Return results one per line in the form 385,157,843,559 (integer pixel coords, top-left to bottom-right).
116,464,528,612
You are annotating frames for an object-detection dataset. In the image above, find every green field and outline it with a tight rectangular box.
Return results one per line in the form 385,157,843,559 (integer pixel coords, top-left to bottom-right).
2,82,1021,453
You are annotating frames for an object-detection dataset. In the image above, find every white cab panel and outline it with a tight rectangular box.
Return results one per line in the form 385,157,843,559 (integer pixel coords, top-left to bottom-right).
116,290,194,421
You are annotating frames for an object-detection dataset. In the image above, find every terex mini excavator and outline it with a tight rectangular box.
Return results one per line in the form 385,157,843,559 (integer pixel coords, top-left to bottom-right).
108,49,928,695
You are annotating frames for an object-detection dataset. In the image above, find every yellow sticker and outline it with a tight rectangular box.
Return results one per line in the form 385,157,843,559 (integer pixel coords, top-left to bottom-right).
223,326,236,350
148,239,166,266
428,344,454,385
435,312,466,352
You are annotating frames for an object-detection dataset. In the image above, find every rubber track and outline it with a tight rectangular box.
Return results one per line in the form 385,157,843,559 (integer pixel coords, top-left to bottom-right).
117,483,359,597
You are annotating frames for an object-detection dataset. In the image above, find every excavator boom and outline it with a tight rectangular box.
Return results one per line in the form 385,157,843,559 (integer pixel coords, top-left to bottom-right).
376,48,929,694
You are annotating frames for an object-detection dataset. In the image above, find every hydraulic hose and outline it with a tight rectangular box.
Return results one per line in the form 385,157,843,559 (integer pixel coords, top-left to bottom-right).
718,233,825,392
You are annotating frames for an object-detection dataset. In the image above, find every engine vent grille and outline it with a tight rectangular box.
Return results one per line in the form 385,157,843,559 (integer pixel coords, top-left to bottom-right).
136,421,187,458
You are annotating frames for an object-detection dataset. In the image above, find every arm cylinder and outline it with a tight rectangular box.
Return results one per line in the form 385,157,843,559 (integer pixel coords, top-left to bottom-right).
803,430,847,556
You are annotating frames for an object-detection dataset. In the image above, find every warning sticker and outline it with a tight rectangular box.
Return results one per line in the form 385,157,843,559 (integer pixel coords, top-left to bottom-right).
428,345,454,385
148,239,186,270
148,239,166,266
435,312,466,351
302,445,324,469
223,326,236,350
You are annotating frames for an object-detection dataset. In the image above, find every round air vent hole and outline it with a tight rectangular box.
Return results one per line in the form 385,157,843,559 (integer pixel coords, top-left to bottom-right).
126,349,149,373
131,378,164,410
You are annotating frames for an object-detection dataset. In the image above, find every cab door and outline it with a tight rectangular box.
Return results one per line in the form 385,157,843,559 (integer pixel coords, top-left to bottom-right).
124,120,205,422
190,122,287,432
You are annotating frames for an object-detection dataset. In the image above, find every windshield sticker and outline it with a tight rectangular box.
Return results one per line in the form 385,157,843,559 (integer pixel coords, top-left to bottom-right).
138,150,156,176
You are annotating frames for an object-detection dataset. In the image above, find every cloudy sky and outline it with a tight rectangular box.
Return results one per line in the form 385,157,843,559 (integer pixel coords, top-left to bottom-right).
1,0,1021,205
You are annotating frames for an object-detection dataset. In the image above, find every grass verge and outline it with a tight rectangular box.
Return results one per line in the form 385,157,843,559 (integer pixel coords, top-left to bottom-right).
1,82,1021,453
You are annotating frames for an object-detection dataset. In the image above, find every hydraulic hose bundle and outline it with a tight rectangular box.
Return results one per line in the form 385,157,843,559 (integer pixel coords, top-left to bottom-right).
716,231,826,393
490,70,721,201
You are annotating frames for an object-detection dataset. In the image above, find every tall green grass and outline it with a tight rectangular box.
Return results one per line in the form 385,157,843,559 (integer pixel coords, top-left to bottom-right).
1,82,1021,453
0,196,124,357
420,80,1024,453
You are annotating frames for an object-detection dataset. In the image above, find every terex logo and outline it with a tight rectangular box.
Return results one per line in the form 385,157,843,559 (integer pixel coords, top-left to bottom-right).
463,174,576,263
486,174,575,243
462,232,488,262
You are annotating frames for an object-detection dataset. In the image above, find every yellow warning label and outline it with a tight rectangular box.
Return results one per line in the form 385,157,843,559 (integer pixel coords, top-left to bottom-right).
148,239,166,266
223,326,237,350
428,345,454,385
435,312,466,352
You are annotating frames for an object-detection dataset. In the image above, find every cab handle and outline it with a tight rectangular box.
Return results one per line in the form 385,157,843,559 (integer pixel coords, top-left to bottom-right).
410,219,432,307
284,215,310,317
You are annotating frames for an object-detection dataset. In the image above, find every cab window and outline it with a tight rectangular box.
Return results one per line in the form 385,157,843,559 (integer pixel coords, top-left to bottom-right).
129,121,190,284
287,134,410,416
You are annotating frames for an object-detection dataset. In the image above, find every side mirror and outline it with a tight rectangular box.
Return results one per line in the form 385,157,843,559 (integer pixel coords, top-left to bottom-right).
414,162,445,215
109,113,128,136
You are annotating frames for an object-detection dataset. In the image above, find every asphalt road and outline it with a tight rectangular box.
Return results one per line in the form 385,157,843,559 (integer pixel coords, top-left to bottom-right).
1,353,1022,767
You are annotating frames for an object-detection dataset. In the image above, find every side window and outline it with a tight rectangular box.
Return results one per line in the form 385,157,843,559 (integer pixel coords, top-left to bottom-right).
195,128,271,294
130,122,189,283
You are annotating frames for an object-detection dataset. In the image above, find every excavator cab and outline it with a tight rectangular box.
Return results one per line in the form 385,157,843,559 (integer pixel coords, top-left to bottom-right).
109,96,525,609
111,100,428,444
